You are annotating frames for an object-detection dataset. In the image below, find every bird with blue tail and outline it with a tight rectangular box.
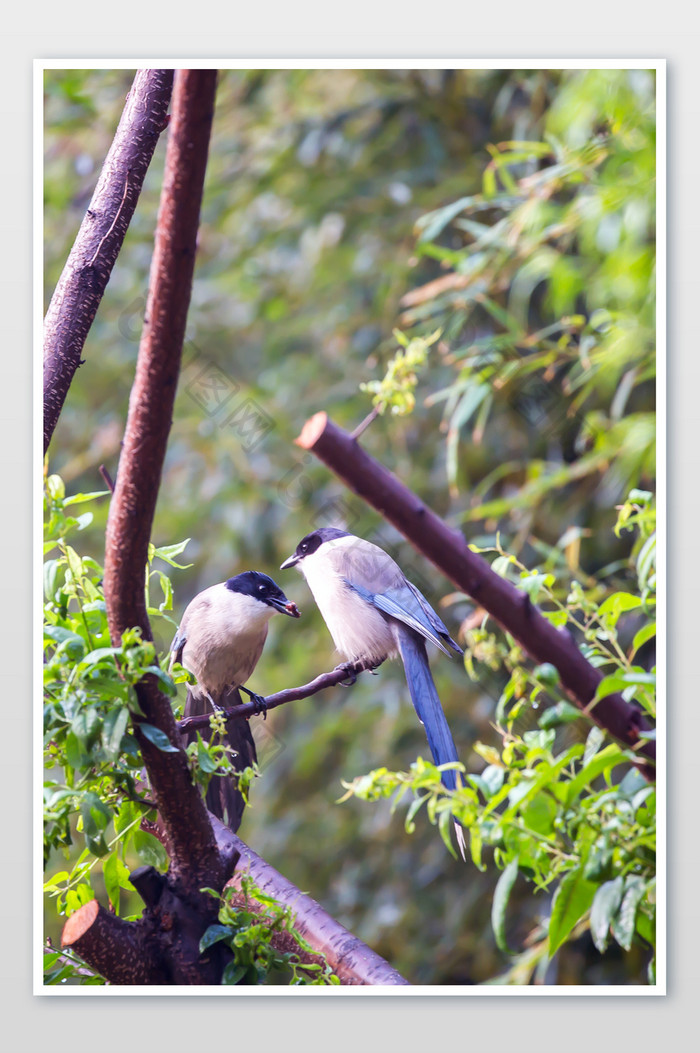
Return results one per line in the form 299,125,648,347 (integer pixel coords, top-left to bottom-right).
281,528,466,859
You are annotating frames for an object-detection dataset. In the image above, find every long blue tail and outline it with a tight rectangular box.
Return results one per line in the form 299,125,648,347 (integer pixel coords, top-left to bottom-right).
396,628,466,860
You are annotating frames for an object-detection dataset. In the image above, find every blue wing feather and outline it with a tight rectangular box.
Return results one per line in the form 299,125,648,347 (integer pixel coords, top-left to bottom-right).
346,579,462,656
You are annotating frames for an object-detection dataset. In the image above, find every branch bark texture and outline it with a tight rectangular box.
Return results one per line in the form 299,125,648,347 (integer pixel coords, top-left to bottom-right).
61,900,164,984
103,69,222,887
215,825,411,986
296,412,656,777
43,68,173,454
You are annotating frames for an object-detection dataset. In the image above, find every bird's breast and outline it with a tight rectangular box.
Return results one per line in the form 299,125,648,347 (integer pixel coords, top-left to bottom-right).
181,590,271,699
301,560,396,664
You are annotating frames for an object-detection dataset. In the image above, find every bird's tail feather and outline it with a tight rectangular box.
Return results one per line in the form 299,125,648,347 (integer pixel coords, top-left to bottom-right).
182,685,257,833
396,628,466,860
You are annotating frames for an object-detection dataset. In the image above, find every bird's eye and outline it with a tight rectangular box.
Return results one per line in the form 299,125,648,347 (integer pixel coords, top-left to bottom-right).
300,542,307,552
258,584,266,593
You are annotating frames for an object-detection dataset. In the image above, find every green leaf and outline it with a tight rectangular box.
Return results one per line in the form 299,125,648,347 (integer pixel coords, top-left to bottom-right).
143,665,177,697
139,723,179,753
101,707,129,760
200,924,233,952
635,906,656,950
481,764,505,798
113,799,139,835
62,490,109,506
47,474,65,501
538,701,581,729
583,725,606,766
491,858,519,954
222,961,249,985
44,559,61,602
438,808,458,859
590,876,625,953
565,745,627,804
521,794,557,837
548,868,598,956
469,826,485,871
597,591,642,628
594,670,656,703
71,707,101,746
584,841,613,882
611,876,646,951
196,735,219,774
415,196,478,242
132,830,169,870
151,539,192,569
631,622,656,656
63,544,84,584
404,794,427,833
80,793,111,856
518,572,555,601
44,625,85,650
542,608,568,628
533,662,559,686
102,852,121,912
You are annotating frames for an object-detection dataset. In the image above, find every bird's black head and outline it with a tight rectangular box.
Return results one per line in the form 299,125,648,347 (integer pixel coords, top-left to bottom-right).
280,528,351,570
225,571,300,617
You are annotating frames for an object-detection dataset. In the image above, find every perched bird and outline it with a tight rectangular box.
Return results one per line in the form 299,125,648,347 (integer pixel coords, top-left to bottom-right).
170,570,300,830
281,528,465,858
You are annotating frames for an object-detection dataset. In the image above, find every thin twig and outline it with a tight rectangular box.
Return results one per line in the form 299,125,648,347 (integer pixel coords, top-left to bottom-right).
177,661,370,734
350,405,380,439
99,464,115,494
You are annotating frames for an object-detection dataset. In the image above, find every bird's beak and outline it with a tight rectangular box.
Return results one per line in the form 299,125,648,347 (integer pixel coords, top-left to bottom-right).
269,595,301,617
280,553,300,570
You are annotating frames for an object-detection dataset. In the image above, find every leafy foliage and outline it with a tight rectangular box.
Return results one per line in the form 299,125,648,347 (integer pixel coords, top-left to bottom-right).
345,68,657,981
360,328,440,417
342,488,657,982
44,474,265,984
200,876,339,985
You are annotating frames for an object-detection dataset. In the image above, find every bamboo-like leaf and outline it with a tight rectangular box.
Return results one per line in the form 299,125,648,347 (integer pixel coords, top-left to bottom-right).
492,858,519,953
548,868,598,957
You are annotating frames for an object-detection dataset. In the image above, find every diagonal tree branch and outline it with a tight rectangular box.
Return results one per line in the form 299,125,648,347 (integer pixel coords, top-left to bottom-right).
213,823,411,986
43,69,174,454
103,69,224,889
296,412,656,778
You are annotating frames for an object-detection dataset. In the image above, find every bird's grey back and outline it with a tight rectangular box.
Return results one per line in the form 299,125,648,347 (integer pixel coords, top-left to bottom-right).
326,536,406,593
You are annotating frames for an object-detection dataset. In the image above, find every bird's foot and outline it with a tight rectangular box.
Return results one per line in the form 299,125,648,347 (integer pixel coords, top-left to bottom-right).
239,685,268,719
334,661,362,687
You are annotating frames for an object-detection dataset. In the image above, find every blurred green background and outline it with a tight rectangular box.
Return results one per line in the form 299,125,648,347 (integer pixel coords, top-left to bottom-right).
44,67,656,984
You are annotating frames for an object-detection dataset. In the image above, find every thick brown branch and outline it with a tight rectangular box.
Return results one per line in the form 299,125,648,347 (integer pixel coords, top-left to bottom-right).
43,69,173,454
177,661,369,734
103,70,224,886
61,901,166,984
296,412,656,778
61,872,231,986
212,822,411,986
